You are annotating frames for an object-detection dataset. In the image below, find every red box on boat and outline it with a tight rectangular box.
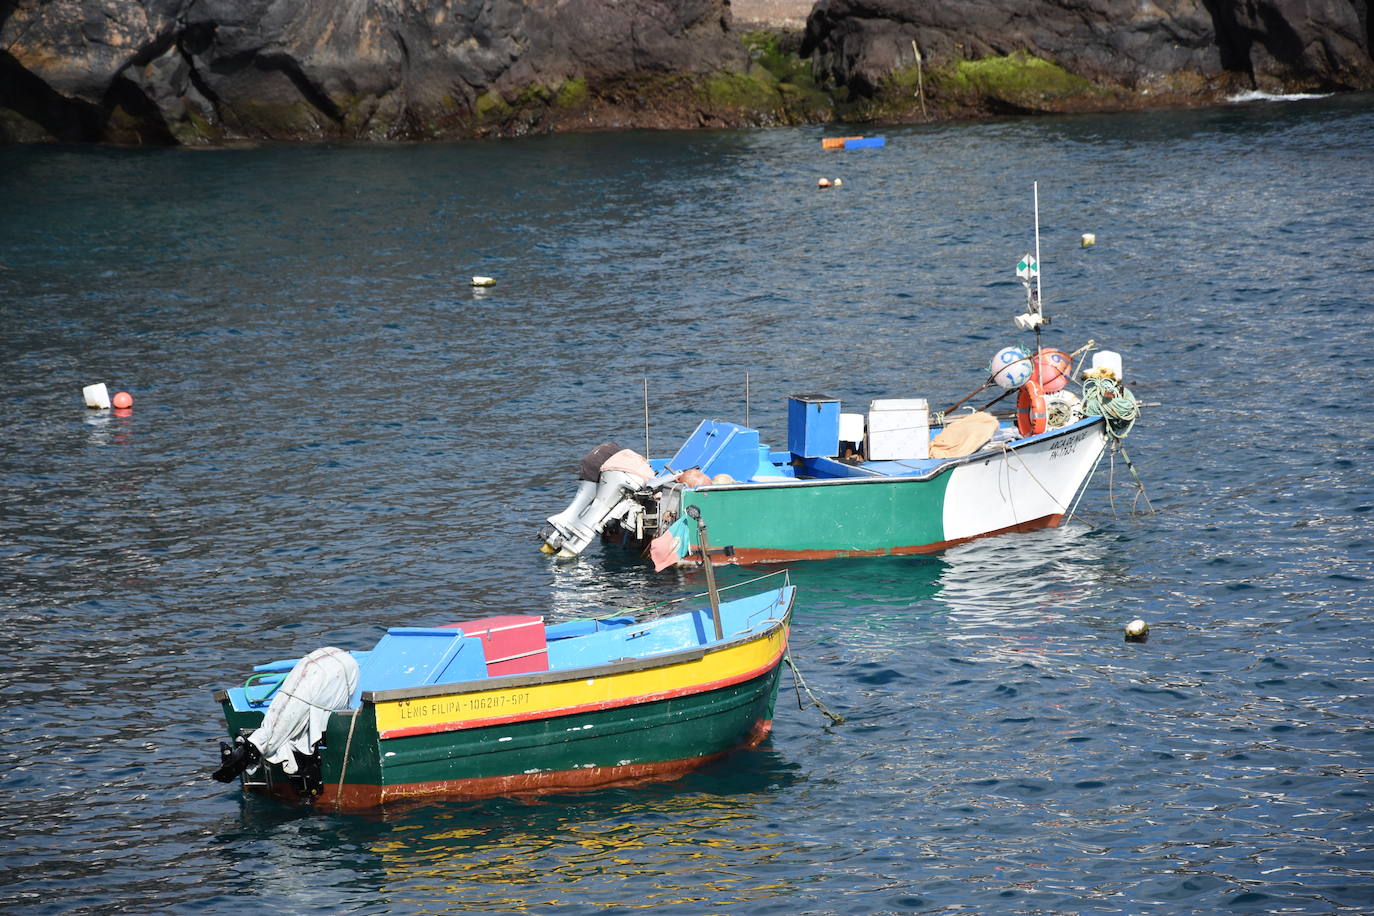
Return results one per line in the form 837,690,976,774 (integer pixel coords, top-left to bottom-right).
443,615,548,676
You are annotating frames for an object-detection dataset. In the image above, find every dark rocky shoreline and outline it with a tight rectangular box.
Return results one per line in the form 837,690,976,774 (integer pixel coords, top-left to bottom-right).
2,0,1370,145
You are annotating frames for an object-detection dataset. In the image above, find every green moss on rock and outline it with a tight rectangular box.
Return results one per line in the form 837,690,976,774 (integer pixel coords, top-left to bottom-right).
555,77,589,110
700,66,781,110
474,90,509,120
933,51,1097,108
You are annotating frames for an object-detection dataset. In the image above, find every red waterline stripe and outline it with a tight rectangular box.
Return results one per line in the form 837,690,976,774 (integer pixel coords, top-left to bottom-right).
311,717,777,811
377,642,787,740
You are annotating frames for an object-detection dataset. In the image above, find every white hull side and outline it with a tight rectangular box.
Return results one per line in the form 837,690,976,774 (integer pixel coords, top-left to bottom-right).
942,422,1107,541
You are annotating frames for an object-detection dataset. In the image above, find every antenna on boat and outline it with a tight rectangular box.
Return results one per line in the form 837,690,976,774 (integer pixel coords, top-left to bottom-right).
1015,182,1047,358
643,377,650,458
1034,180,1043,318
745,372,750,428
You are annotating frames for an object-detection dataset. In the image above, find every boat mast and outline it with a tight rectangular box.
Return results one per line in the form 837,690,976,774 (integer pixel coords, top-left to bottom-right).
685,505,725,640
1034,181,1043,320
1034,181,1043,358
1015,182,1046,355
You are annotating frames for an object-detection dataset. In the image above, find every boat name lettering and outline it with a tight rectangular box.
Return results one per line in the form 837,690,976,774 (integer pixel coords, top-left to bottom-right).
396,692,533,720
1049,431,1086,461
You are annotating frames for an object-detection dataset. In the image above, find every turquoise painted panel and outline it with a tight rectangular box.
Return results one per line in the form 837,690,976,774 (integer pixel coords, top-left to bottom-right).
682,477,950,553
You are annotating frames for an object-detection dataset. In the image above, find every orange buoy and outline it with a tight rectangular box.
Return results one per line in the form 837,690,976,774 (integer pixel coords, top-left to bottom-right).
1031,349,1072,393
1016,380,1048,437
817,178,831,188
112,391,133,409
676,468,710,488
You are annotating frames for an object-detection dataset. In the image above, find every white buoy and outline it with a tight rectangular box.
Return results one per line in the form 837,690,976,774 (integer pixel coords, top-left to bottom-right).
83,383,111,409
471,276,496,287
1081,233,1096,248
834,178,843,187
1125,619,1149,642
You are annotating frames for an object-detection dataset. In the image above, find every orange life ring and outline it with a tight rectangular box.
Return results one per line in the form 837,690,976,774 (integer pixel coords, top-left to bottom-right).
1016,380,1048,437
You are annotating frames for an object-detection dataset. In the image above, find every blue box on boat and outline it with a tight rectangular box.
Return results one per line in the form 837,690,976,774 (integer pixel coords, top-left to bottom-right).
788,394,840,458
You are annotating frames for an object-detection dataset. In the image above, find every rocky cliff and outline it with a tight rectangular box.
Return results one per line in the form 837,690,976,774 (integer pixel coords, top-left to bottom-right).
802,0,1374,105
2,0,1370,144
0,0,749,143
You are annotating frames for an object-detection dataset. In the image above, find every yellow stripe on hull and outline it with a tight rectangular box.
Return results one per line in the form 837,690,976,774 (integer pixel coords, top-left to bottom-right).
374,623,789,739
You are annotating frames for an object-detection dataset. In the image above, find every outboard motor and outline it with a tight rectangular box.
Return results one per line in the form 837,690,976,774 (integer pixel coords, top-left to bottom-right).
540,442,654,558
210,647,358,796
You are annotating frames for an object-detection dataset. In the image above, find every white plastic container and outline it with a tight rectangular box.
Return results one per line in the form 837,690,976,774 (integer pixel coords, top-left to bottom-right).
1091,350,1123,381
867,398,929,460
83,383,111,409
838,412,865,444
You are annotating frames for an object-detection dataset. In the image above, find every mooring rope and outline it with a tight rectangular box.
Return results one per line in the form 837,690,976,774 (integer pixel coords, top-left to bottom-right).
1081,376,1140,440
334,707,361,806
784,654,844,725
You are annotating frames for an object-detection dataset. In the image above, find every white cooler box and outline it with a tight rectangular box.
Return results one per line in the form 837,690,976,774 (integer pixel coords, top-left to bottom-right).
867,399,930,460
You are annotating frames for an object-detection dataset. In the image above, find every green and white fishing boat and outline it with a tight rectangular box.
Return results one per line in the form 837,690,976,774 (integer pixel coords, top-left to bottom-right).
539,185,1143,568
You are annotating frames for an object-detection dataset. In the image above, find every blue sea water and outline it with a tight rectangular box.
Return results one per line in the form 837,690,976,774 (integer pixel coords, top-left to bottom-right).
2,93,1373,915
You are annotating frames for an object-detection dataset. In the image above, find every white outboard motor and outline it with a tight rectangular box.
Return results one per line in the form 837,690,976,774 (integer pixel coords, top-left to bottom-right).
541,442,654,558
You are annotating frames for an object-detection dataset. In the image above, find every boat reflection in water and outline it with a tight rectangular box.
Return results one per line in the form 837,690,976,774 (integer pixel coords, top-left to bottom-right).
365,779,799,909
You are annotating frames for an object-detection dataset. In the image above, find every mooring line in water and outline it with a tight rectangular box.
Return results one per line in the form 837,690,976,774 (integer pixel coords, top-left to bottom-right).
784,654,844,725
1118,443,1155,515
1064,450,1106,527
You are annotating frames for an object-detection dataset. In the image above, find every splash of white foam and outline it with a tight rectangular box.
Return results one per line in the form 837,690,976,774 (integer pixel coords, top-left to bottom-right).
1227,89,1333,103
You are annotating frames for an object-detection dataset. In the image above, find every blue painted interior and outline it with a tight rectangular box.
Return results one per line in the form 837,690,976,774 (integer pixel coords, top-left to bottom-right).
545,616,636,640
667,420,765,482
654,417,1097,484
227,586,794,713
355,628,488,696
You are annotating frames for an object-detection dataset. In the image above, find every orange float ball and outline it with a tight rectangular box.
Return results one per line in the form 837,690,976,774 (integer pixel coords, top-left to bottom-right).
112,391,133,409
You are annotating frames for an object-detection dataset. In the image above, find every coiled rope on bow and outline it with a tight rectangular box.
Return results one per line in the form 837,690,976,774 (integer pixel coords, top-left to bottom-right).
1081,376,1139,440
1081,374,1152,514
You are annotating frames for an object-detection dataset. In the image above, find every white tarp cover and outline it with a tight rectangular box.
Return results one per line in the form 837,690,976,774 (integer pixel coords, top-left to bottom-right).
249,646,360,774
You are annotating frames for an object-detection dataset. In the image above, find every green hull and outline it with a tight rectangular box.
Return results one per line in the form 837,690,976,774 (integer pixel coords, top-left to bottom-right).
668,419,1108,565
221,656,783,808
681,471,951,556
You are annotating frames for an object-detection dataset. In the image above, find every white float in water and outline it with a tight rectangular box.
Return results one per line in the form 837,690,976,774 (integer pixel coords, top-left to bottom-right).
83,383,111,409
471,276,496,287
1125,619,1149,642
1081,233,1096,247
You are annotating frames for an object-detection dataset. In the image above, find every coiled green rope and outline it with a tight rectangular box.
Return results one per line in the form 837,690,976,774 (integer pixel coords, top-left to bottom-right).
1082,376,1139,440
